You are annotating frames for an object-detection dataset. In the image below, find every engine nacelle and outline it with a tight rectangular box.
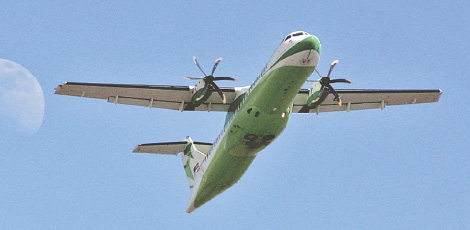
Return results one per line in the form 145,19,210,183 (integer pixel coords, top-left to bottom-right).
306,81,329,109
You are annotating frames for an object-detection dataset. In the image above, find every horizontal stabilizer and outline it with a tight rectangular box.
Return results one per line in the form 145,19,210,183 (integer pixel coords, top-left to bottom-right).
134,137,211,192
133,141,213,155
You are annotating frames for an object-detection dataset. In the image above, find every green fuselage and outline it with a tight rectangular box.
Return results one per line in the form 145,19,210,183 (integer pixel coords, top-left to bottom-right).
188,32,321,211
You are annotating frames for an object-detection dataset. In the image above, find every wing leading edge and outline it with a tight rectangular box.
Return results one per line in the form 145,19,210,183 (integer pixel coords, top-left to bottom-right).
55,82,239,112
293,89,442,113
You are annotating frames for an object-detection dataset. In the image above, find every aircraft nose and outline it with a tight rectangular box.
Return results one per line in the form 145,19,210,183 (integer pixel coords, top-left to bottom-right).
300,35,321,55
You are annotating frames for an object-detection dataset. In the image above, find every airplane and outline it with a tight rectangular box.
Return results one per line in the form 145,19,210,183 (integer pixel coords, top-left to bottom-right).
55,30,442,213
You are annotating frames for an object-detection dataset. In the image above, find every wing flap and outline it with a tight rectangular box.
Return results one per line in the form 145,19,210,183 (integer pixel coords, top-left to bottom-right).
107,96,231,111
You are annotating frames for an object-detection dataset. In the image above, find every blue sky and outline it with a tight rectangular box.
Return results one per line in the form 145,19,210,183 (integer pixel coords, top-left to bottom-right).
1,1,469,229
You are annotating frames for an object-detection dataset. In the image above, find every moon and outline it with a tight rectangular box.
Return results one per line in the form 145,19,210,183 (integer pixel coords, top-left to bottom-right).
0,59,45,135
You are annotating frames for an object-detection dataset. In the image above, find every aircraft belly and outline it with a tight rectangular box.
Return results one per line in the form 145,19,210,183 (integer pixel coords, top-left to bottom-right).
225,65,316,156
193,65,316,209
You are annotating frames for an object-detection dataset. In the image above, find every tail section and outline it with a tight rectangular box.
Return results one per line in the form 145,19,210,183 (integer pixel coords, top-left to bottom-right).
133,136,212,190
180,137,207,189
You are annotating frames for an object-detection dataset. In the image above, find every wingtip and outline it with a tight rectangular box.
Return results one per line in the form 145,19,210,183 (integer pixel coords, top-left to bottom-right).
132,145,140,153
54,84,65,94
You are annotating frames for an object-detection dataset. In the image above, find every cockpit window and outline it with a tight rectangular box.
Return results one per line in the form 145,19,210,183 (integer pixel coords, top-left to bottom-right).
284,35,292,42
283,31,309,43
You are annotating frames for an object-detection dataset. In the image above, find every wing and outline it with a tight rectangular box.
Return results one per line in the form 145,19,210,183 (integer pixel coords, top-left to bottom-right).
55,82,240,112
293,89,442,113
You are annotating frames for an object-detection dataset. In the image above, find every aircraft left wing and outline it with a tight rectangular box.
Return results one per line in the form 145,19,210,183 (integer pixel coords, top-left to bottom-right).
55,82,239,112
293,89,442,113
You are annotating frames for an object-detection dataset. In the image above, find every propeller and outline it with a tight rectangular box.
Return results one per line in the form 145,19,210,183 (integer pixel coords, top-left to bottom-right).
309,60,353,106
183,56,237,104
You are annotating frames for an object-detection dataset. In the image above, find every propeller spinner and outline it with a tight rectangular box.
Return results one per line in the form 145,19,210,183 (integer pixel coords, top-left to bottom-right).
184,56,237,104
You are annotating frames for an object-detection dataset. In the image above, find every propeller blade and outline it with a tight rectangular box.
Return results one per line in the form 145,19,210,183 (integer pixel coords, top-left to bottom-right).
327,85,342,105
305,79,319,83
210,82,227,104
326,59,339,78
211,57,223,76
330,78,354,84
183,77,203,80
314,69,323,78
193,56,207,77
213,77,238,81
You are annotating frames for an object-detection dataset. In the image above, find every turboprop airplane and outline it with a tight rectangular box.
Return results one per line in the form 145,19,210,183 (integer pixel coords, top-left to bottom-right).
55,31,442,213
